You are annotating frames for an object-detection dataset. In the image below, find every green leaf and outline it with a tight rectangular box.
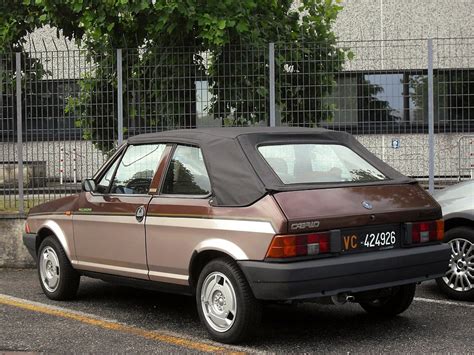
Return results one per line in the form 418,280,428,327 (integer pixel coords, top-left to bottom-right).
236,21,248,33
217,19,226,30
256,86,268,97
72,2,82,12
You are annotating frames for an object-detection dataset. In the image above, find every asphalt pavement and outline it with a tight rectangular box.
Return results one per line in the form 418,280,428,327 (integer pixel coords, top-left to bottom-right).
1,268,472,353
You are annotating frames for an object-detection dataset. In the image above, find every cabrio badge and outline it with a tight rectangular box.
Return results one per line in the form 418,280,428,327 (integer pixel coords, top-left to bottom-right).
362,201,373,210
291,221,320,230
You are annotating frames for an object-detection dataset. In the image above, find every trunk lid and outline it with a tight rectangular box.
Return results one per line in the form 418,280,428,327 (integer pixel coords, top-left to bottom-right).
273,183,441,234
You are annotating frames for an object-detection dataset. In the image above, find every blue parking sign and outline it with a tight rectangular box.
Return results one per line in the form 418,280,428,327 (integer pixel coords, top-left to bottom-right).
391,138,401,149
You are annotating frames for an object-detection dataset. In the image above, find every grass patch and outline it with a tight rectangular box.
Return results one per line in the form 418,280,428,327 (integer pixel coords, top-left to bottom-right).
0,197,53,214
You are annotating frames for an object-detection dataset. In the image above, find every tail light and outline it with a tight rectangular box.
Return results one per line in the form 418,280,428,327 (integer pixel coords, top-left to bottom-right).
266,232,331,259
25,222,31,234
405,220,444,244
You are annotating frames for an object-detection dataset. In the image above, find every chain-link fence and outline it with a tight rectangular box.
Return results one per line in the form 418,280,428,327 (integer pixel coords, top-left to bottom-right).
1,38,473,214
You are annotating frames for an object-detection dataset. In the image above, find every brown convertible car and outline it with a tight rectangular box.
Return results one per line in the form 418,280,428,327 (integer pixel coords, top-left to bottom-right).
23,127,450,343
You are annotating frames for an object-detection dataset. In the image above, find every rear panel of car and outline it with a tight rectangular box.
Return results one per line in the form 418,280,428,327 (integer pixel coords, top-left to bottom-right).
144,195,287,284
274,184,440,232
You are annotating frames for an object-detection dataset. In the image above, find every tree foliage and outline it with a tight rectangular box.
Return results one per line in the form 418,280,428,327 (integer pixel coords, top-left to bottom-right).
1,0,346,153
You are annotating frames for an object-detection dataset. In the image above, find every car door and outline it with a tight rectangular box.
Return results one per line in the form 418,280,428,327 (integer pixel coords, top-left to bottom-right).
73,143,167,279
146,144,213,285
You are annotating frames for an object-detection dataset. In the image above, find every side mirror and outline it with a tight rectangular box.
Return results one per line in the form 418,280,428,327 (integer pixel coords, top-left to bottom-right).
82,179,97,192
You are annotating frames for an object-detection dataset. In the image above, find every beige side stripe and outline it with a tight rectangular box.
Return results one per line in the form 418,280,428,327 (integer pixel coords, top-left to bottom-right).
146,216,276,234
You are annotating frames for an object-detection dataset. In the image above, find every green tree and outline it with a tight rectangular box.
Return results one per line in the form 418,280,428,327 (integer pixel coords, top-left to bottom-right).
1,0,347,153
0,1,50,138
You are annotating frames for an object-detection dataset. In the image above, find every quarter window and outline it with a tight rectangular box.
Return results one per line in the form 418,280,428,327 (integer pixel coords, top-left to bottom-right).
110,144,165,194
162,145,211,195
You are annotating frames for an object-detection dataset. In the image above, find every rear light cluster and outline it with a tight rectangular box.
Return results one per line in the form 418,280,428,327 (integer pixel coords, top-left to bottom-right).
406,220,444,244
24,222,31,234
266,232,331,259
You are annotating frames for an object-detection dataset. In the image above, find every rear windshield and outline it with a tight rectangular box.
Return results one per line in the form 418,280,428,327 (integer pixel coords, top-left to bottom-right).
258,144,387,184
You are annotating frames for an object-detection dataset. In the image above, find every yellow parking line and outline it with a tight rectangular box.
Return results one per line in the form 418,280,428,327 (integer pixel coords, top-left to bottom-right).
0,294,231,353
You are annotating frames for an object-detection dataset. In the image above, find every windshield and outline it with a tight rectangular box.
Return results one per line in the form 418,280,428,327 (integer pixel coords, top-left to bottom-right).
258,144,387,184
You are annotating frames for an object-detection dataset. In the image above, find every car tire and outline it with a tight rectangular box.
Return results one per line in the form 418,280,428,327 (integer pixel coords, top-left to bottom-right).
436,226,474,301
37,236,80,300
359,284,416,316
196,257,262,344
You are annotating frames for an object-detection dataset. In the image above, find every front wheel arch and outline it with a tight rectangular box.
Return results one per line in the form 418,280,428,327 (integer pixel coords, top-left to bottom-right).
36,227,55,255
35,220,74,262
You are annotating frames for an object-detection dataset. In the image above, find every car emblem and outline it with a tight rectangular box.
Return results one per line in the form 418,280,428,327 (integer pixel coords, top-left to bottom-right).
135,205,145,222
362,201,373,210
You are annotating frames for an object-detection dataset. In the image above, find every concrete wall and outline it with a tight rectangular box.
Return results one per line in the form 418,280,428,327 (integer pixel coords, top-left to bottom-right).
356,133,472,179
0,217,34,268
335,0,474,41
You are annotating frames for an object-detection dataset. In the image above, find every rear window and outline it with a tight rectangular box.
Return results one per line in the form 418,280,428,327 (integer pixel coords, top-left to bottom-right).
258,144,387,184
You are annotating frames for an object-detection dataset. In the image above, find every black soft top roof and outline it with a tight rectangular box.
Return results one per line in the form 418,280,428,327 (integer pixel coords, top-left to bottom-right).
128,127,413,207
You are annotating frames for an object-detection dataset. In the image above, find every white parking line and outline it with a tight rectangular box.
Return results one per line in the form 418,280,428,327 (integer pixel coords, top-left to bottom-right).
414,297,474,308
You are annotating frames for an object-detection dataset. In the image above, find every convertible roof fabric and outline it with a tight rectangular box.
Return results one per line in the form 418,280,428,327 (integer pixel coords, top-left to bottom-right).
127,127,414,207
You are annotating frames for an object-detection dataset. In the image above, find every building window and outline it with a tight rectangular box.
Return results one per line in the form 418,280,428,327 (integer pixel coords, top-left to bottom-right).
360,73,404,125
321,75,359,127
323,69,473,133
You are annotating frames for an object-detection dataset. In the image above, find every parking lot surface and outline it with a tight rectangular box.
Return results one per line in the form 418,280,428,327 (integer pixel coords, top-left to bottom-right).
1,268,472,353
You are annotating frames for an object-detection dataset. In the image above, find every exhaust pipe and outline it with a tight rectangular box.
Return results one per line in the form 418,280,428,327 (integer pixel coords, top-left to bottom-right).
331,293,355,305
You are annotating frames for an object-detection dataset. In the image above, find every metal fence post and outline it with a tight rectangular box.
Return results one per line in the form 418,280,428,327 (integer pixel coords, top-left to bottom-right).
427,39,435,194
117,48,123,145
15,52,24,215
268,43,276,127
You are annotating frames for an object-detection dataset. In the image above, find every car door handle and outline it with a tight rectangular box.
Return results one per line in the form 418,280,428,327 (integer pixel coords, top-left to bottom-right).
135,205,145,223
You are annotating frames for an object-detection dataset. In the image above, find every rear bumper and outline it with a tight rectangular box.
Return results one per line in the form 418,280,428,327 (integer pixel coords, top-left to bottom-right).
23,233,37,261
238,244,450,301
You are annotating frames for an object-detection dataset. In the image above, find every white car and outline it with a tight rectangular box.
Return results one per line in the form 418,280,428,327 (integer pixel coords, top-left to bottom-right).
433,180,474,301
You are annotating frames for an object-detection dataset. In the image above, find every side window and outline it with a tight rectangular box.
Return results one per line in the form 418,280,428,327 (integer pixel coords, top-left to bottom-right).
162,145,211,196
110,144,165,194
96,159,119,194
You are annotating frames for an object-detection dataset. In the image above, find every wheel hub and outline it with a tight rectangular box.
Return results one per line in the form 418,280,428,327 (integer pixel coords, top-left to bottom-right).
456,259,467,271
213,291,226,311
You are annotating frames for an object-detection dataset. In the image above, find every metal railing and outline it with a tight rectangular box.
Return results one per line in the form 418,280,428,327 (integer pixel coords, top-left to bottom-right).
458,135,474,181
0,38,473,214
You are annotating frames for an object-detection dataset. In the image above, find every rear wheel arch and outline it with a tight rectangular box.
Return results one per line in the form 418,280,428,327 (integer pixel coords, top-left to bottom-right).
189,250,236,290
188,239,249,290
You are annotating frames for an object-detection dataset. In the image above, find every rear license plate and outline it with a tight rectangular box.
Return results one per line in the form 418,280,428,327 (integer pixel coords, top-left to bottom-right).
341,224,401,253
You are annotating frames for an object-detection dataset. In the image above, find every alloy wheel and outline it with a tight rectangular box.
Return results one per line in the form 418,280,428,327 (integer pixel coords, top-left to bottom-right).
39,246,61,292
200,271,238,333
442,238,474,292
